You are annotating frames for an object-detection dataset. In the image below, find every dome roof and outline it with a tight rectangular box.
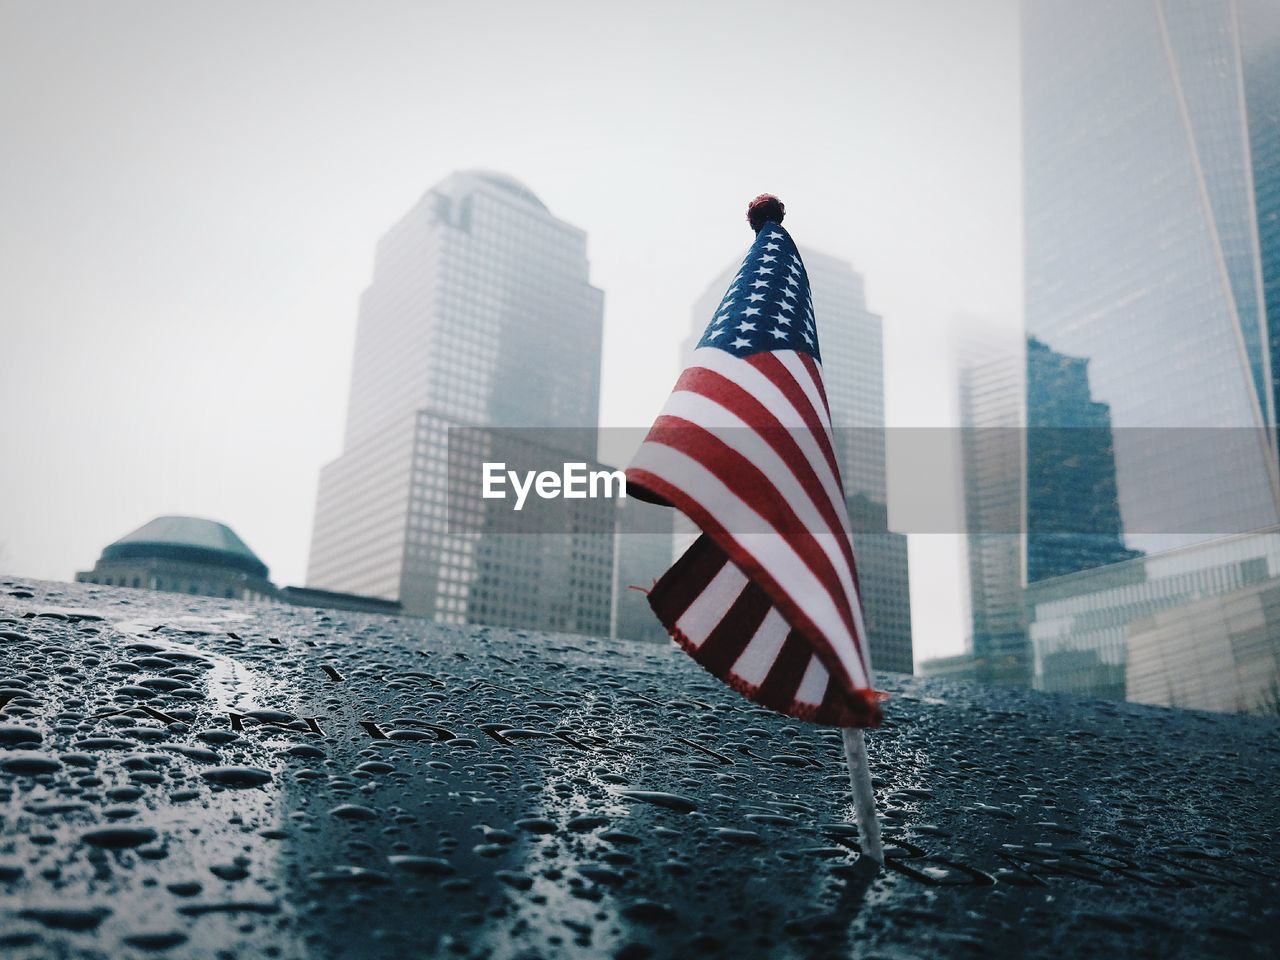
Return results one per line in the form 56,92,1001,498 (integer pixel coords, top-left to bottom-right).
438,169,548,211
101,516,269,580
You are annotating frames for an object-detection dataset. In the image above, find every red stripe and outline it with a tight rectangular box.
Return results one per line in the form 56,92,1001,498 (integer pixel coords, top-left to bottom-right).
799,352,835,425
647,532,727,626
817,674,844,720
747,353,846,499
755,632,812,712
644,414,860,645
676,365,859,588
626,466,865,696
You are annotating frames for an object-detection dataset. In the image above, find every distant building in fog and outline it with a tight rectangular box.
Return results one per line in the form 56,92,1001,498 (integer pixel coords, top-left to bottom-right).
77,515,398,614
804,248,912,675
78,516,276,601
307,171,614,633
612,497,675,643
955,326,1030,686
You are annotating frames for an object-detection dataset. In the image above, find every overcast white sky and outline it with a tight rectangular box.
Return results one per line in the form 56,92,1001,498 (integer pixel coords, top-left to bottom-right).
0,0,1021,664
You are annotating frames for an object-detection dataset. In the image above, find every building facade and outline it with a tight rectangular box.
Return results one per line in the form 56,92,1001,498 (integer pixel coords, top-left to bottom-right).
611,497,676,644
78,516,398,614
78,516,276,602
1024,0,1280,554
1127,573,1280,715
307,172,614,631
1025,337,1142,583
1021,0,1280,702
1028,528,1280,701
955,328,1031,685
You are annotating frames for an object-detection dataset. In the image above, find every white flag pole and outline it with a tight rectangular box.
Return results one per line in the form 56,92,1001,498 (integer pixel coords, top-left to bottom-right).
841,727,883,863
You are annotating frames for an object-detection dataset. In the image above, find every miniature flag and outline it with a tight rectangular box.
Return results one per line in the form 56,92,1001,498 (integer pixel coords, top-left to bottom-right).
626,196,884,728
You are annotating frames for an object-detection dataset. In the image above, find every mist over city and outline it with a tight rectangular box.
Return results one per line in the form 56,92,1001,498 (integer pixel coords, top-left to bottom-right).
1,0,1025,664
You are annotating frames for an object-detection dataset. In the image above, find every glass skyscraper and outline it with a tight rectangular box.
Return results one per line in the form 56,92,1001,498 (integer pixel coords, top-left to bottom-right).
1025,0,1280,554
1022,0,1280,701
1025,337,1142,583
307,171,614,633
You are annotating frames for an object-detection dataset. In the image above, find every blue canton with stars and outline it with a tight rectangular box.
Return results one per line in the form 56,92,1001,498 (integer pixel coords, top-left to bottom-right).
696,222,820,363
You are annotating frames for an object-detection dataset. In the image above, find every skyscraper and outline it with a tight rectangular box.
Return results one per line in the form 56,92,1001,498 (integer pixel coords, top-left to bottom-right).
955,327,1031,685
1024,0,1280,552
1025,337,1142,583
307,171,614,632
683,246,913,674
1022,0,1280,699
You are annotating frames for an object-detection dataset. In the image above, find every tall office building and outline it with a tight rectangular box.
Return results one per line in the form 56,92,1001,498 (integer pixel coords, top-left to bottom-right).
682,247,913,674
611,497,675,644
955,328,1031,685
307,171,614,633
1022,0,1280,700
1025,0,1280,549
1025,338,1143,583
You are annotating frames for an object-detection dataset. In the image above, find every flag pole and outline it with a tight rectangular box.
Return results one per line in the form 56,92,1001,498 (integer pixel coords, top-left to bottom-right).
841,727,882,863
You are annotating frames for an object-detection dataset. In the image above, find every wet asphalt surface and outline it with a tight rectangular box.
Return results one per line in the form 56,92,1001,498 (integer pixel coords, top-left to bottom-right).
0,577,1277,959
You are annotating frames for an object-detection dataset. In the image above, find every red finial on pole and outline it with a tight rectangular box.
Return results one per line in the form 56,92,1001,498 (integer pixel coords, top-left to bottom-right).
746,194,785,233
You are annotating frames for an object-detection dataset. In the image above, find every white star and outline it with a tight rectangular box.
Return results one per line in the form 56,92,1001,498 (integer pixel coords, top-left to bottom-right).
755,266,774,276
768,231,783,239
709,327,726,338
764,242,780,252
783,288,797,300
750,279,770,289
737,320,757,332
802,331,814,345
780,301,795,313
769,327,789,340
773,313,792,325
785,276,798,288
721,298,735,309
760,254,777,263
747,292,766,302
731,337,751,349
743,306,762,317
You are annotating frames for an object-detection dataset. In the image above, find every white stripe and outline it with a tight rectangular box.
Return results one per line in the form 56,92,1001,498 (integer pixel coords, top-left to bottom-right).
731,606,791,686
659,389,860,623
674,562,748,648
793,655,829,707
630,443,869,687
686,348,850,536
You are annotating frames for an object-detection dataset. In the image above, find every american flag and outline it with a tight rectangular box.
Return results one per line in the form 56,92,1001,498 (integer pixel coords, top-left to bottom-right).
626,201,883,728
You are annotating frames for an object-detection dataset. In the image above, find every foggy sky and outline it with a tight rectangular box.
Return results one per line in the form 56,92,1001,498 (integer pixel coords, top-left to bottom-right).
0,0,1021,663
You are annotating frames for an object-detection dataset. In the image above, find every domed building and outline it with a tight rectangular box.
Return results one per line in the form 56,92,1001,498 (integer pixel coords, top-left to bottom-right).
76,516,276,601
